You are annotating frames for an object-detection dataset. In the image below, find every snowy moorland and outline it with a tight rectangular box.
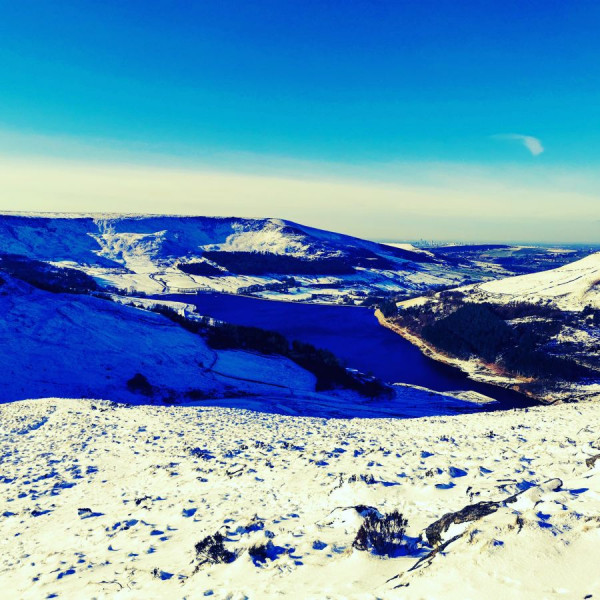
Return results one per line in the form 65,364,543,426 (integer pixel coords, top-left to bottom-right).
0,213,465,301
1,213,599,599
0,274,313,404
1,213,587,304
1,398,600,599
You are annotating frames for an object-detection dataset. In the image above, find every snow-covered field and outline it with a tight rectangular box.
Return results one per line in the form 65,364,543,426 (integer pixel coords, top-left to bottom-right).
1,398,599,599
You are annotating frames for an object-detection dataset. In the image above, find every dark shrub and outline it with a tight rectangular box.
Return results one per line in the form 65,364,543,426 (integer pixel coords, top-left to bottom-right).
490,301,562,320
289,340,344,390
379,299,398,318
202,251,355,275
185,389,211,400
248,542,270,565
422,303,514,362
126,373,154,396
247,541,286,565
207,323,290,355
148,304,206,333
583,304,600,326
195,532,236,566
501,345,593,381
353,510,408,556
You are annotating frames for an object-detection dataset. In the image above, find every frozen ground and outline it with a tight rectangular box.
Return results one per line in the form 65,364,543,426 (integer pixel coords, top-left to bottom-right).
1,398,599,599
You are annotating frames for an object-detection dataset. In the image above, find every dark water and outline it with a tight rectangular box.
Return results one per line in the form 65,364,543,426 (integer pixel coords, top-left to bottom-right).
161,292,534,409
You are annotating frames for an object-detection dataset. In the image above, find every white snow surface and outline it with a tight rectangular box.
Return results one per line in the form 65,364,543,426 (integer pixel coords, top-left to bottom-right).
478,252,600,309
1,398,599,599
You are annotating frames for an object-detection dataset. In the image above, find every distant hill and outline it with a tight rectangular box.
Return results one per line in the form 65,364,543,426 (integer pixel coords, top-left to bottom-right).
0,214,480,300
2,214,594,303
0,214,429,265
476,252,600,310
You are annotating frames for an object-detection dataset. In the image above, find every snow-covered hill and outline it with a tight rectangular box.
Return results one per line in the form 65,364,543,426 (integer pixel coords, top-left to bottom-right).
0,213,486,301
1,397,599,598
477,251,600,310
0,275,312,403
2,215,598,598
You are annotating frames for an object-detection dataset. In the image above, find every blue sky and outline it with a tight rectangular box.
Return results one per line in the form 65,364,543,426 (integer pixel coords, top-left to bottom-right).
0,1,599,242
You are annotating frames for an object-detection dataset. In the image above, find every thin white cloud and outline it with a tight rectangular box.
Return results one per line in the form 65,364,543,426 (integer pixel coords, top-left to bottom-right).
493,133,544,156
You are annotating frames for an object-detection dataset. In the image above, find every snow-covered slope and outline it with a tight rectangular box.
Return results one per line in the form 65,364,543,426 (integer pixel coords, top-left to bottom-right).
1,397,599,599
0,213,483,300
0,274,490,416
0,276,316,403
0,213,420,265
478,252,600,309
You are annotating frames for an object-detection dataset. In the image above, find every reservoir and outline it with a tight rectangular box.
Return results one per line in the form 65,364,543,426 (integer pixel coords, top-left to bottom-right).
161,292,533,409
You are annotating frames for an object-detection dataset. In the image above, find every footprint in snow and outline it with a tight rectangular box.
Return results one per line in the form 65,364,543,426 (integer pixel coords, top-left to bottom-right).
449,467,468,478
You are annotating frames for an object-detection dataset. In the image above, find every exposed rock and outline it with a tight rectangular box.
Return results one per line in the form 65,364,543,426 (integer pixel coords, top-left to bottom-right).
348,473,376,484
134,495,153,509
226,463,245,478
425,501,499,547
585,454,600,468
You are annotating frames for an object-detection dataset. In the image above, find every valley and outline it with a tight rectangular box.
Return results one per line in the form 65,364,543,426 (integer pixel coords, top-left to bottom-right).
3,4,599,597
160,290,532,408
1,213,599,599
2,213,594,305
1,213,597,409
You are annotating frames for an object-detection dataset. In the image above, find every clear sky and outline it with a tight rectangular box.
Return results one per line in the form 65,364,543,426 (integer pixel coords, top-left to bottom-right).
0,1,599,242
